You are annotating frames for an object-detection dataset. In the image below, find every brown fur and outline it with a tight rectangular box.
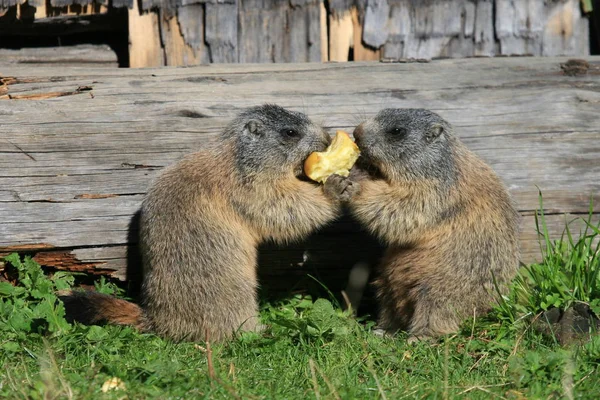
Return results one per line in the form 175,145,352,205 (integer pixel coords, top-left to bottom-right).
349,109,520,339
61,290,148,329
66,105,350,342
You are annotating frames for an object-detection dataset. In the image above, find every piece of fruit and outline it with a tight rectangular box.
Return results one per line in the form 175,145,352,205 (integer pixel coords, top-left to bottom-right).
304,130,360,183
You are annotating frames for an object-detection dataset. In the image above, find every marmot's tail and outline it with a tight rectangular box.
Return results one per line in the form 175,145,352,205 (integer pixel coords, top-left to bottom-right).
59,290,148,330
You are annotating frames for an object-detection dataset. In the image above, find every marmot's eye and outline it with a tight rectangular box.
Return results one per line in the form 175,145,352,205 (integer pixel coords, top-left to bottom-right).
282,129,299,138
388,127,407,136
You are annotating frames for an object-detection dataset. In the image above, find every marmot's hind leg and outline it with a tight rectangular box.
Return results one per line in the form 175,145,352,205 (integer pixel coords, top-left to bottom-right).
408,296,464,341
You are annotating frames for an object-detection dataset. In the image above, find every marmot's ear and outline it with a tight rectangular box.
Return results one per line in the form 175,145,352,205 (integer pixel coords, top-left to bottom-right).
244,120,263,137
425,124,444,142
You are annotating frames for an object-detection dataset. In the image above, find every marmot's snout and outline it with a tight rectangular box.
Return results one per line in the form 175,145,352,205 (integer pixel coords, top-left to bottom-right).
352,123,379,167
352,123,365,146
313,138,330,152
305,127,331,154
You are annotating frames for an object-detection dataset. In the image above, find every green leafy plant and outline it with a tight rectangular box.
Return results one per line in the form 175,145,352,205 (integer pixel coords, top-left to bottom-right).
509,348,570,394
264,295,353,343
493,193,600,327
0,253,74,350
94,275,126,297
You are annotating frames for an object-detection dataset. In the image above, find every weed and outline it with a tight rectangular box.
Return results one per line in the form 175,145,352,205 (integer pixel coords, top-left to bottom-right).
493,193,600,330
0,254,74,349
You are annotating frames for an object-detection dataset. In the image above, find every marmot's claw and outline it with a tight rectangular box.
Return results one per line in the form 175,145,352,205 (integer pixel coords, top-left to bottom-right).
372,328,388,337
407,335,434,345
323,174,360,202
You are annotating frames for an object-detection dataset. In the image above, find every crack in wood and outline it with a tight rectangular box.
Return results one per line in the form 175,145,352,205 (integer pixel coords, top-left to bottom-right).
0,75,67,86
121,163,162,169
32,251,111,274
0,244,116,277
1,87,93,100
5,140,37,161
74,193,120,200
177,110,210,118
0,75,93,100
0,243,55,252
27,199,65,203
0,192,147,203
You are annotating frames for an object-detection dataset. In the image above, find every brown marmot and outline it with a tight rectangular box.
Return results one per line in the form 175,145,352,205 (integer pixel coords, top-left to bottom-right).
349,108,520,340
64,104,354,342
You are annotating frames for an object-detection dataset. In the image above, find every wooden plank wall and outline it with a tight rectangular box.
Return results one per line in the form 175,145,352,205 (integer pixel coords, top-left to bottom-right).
0,0,591,67
0,58,598,293
128,0,326,66
127,0,591,67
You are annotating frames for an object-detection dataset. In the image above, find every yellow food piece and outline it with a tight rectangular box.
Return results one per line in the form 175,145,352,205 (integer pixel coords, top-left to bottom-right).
101,377,126,392
304,130,360,183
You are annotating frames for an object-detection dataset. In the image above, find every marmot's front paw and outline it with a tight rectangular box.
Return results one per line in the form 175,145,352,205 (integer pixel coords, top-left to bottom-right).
323,174,360,202
407,335,435,345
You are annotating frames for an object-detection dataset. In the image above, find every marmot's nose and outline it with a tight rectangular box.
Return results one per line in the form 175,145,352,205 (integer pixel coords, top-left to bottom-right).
353,124,365,144
317,130,331,150
323,131,332,146
312,136,329,152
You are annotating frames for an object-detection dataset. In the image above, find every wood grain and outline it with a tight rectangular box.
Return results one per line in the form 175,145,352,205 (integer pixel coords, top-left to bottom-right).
1,0,589,68
329,7,353,61
352,6,380,61
204,1,238,63
0,57,598,294
128,1,163,68
0,45,118,67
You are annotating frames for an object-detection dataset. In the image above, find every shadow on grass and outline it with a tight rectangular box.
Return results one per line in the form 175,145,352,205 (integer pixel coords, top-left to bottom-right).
124,210,384,318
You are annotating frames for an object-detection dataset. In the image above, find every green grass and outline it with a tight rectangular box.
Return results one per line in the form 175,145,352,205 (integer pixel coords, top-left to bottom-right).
1,199,599,399
493,195,600,329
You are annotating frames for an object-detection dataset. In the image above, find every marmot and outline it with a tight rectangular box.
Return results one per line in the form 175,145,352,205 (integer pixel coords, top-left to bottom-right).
349,108,520,340
64,104,353,342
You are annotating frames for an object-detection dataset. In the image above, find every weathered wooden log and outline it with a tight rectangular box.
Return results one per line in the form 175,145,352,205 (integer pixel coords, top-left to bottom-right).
0,57,599,297
0,45,118,67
